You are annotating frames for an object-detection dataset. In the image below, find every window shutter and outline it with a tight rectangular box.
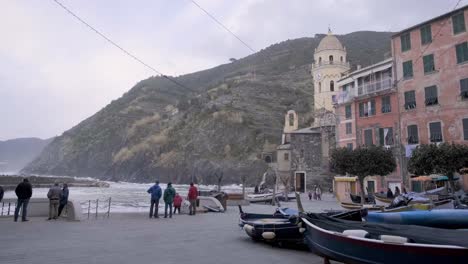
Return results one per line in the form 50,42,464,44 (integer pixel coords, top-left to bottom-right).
463,118,468,140
359,103,364,117
370,100,376,115
379,128,384,146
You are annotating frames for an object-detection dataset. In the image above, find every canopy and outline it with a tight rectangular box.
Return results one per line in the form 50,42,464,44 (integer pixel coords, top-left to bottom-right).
334,176,357,182
433,175,460,181
410,176,432,182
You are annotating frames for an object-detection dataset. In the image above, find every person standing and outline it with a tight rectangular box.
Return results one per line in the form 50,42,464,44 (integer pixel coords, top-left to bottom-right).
316,185,322,201
0,185,4,203
173,193,182,214
386,187,394,198
163,182,176,218
58,183,69,217
394,186,401,197
47,183,61,220
187,182,198,215
308,191,312,200
14,178,33,222
147,181,162,218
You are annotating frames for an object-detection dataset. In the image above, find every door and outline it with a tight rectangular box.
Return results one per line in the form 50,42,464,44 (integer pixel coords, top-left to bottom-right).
367,181,375,194
295,172,305,193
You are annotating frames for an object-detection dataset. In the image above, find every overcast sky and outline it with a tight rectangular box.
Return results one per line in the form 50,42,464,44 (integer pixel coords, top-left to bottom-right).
0,0,463,140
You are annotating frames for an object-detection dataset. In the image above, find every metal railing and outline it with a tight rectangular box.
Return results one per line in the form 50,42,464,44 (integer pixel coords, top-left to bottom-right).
84,197,112,219
357,78,393,96
1,201,14,216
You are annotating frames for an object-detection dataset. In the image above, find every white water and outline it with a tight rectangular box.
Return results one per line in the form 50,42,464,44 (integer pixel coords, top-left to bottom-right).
2,181,249,213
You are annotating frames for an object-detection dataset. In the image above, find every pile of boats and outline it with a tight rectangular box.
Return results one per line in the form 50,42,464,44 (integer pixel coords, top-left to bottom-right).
245,192,296,203
238,195,468,263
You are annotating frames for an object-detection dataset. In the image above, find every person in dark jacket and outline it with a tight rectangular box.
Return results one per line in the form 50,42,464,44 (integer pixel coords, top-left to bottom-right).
0,185,4,203
394,186,401,197
163,182,176,218
147,181,162,218
58,183,69,217
386,187,394,198
14,178,33,222
47,183,62,220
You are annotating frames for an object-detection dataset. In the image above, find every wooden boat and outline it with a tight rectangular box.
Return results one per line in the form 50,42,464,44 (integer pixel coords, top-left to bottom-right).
340,202,384,211
366,209,468,229
246,192,282,203
239,207,365,247
374,193,394,205
301,213,468,264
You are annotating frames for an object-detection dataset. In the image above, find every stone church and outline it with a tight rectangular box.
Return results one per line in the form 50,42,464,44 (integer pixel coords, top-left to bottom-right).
275,30,349,192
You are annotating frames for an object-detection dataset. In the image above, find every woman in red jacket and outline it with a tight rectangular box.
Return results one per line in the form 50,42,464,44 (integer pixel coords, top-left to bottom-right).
173,193,183,214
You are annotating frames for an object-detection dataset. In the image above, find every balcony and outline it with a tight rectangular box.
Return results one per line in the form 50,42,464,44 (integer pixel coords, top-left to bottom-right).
357,78,393,96
312,61,350,70
334,90,355,104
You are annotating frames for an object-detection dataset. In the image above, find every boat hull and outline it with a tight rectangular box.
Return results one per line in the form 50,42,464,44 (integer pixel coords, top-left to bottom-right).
302,217,468,264
366,209,468,229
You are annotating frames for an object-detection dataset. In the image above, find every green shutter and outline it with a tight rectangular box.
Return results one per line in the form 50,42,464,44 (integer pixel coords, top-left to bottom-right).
345,105,351,119
379,128,384,146
359,103,364,117
401,33,411,52
423,54,434,73
461,78,468,93
453,13,466,34
463,118,468,140
420,25,432,45
403,61,413,78
456,42,468,64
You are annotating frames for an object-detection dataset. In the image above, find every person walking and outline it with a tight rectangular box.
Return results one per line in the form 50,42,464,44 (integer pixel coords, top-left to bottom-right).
316,185,322,201
308,191,312,200
147,181,162,218
163,182,176,218
187,182,198,215
58,184,69,217
47,183,61,220
14,178,33,222
173,193,182,214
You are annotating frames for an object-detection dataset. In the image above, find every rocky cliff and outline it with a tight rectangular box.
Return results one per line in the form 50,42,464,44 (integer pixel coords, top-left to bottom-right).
22,31,393,184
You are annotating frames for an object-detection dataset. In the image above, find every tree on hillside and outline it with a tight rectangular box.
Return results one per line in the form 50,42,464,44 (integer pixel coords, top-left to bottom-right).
331,146,396,205
408,143,468,204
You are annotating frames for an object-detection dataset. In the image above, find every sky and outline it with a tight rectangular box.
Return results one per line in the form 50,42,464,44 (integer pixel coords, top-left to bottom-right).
0,0,463,140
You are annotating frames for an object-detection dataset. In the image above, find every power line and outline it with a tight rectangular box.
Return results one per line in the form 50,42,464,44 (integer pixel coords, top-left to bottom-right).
51,0,195,93
189,0,256,53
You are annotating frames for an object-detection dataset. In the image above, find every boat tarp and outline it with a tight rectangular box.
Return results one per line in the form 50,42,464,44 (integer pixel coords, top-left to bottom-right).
302,213,468,248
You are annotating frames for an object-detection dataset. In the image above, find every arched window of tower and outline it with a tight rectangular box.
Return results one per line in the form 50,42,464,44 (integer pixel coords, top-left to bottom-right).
340,56,343,62
319,82,322,93
289,113,295,126
330,80,335,92
329,55,333,64
319,57,322,65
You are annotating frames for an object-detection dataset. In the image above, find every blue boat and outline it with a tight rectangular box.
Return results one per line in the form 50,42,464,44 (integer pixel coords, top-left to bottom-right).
366,209,468,229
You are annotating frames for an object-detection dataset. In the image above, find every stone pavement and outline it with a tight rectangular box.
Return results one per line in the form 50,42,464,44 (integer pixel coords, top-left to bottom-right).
0,194,341,264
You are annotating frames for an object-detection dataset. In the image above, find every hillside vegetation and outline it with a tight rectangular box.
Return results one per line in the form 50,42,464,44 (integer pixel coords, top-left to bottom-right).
23,31,393,184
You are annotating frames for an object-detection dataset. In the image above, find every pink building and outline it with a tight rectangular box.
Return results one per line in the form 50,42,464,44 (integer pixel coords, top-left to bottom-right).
391,5,468,188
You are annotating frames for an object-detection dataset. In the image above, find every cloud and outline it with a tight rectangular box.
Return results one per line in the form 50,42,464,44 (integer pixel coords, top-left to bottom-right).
0,0,462,139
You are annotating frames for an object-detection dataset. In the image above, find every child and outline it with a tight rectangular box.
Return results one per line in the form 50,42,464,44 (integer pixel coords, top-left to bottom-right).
308,191,312,200
173,193,183,214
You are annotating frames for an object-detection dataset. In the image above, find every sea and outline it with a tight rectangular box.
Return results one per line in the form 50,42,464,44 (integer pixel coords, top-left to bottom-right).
1,179,249,213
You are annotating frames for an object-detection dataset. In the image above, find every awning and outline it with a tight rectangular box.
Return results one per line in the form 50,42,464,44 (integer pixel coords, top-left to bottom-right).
410,176,432,182
334,176,357,182
433,175,460,181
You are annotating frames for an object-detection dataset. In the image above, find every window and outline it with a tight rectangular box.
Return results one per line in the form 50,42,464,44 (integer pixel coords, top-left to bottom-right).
289,113,295,126
420,24,432,45
456,42,468,64
424,85,438,106
461,78,468,99
318,82,322,93
379,127,394,146
340,56,343,62
345,104,352,119
429,122,443,143
319,57,322,64
284,153,289,161
364,129,373,146
347,143,353,150
381,96,391,113
463,118,468,140
403,60,413,79
404,91,416,110
329,55,334,64
346,123,352,134
330,80,335,92
452,12,466,34
359,100,375,117
423,54,435,74
400,33,411,52
407,125,419,144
